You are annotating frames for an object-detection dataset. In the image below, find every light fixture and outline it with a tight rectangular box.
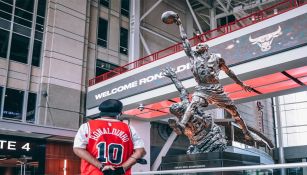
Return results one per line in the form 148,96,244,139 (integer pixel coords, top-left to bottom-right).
63,159,67,175
137,104,168,114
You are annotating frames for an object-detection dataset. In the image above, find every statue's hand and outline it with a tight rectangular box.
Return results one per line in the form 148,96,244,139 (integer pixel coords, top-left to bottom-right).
168,119,183,135
162,67,177,78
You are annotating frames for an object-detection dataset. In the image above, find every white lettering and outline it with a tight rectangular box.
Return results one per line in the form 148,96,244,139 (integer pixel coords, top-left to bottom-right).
95,93,103,100
139,78,146,85
95,81,139,100
111,88,117,94
94,63,193,101
8,141,16,150
0,140,6,149
21,143,31,151
139,72,164,85
89,128,130,142
176,64,187,73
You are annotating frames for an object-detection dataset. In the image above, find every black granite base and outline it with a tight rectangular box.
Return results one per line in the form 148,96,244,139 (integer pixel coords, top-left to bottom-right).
160,152,260,175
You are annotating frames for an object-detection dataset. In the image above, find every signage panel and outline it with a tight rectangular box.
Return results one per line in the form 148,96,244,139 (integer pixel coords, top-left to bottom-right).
0,134,45,159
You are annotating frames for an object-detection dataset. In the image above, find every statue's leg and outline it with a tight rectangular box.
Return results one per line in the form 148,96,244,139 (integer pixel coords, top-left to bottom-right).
179,95,208,128
223,104,253,141
208,92,253,141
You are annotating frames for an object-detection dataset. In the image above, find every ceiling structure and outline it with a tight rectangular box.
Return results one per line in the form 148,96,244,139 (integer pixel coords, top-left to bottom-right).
187,0,281,32
137,0,287,62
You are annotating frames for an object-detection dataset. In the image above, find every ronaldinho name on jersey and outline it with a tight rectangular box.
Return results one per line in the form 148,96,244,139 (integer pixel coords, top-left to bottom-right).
90,128,129,142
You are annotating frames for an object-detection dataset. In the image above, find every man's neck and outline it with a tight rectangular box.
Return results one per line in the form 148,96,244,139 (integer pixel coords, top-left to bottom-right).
97,117,119,121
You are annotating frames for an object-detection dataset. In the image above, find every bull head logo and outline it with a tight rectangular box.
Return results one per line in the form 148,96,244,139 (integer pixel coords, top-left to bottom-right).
249,26,282,52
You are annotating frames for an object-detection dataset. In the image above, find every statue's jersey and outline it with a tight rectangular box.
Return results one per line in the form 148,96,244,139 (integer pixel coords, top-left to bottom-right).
81,120,134,175
190,53,223,93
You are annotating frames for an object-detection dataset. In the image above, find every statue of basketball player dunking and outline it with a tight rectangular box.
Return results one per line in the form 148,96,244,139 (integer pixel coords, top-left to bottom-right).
162,11,258,141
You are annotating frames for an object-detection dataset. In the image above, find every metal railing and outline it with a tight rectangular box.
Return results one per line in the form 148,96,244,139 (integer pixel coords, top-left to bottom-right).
89,0,305,86
132,162,307,175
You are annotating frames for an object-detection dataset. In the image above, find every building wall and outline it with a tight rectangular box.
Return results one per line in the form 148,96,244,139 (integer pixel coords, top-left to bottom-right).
236,99,275,144
45,141,80,175
0,0,130,130
36,0,87,129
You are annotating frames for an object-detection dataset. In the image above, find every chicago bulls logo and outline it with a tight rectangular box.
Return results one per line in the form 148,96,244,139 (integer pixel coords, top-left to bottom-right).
249,26,282,52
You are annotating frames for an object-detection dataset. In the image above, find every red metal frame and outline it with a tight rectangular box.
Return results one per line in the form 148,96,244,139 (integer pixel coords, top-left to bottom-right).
89,0,305,86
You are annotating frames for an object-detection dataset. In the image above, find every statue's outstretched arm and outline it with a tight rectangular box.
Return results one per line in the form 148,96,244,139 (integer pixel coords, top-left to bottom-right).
175,17,194,62
162,67,189,103
219,58,254,92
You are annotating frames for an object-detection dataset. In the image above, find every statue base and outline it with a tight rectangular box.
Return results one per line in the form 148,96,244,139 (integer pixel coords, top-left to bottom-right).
160,151,261,175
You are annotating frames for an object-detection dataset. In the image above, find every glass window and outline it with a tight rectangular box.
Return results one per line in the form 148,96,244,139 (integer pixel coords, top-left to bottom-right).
14,16,32,27
0,86,2,113
16,0,35,12
97,18,108,48
36,16,44,25
35,23,44,32
0,1,13,21
15,8,33,21
121,0,129,17
2,0,13,4
26,92,37,123
3,88,24,121
0,10,12,21
120,27,128,55
9,33,30,63
100,0,109,8
0,28,9,58
32,40,42,66
96,59,119,77
37,0,47,17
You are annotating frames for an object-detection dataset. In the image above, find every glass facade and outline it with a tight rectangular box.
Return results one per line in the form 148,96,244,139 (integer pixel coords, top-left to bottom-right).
100,0,109,8
96,59,119,77
10,33,30,63
1,88,37,123
120,27,128,55
97,18,108,48
0,28,9,58
26,92,37,123
3,88,24,121
276,91,307,147
0,0,46,66
121,0,129,17
0,87,2,112
0,0,46,124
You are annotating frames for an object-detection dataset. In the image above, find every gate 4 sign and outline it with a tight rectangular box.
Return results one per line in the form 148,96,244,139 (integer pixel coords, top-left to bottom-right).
0,139,32,154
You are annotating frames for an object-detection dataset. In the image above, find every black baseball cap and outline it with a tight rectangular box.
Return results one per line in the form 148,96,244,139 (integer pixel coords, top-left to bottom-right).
99,99,123,117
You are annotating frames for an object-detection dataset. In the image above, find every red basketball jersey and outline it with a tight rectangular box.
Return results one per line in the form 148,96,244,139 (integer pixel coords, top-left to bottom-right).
80,119,134,175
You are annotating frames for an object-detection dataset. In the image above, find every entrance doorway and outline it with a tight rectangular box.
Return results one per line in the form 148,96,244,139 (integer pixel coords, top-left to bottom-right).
0,155,38,175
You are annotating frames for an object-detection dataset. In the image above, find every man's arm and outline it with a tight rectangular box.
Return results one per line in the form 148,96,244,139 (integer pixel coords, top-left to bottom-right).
73,148,111,170
219,58,253,92
175,17,194,61
162,67,189,103
121,148,146,171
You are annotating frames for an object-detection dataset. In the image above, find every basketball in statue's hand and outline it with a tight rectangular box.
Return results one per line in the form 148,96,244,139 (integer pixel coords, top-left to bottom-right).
161,11,178,24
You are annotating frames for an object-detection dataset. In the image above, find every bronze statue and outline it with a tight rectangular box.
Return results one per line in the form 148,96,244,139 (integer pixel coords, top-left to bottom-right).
162,11,258,141
162,67,226,154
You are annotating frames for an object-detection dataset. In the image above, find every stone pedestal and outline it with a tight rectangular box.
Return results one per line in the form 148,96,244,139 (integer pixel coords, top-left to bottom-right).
160,152,261,175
